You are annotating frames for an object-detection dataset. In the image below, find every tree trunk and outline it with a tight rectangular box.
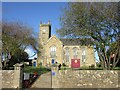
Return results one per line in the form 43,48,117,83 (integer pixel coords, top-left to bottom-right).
97,51,106,69
112,47,120,69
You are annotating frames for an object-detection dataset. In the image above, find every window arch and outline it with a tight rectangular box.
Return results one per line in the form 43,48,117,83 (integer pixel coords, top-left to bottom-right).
50,46,56,58
73,47,78,59
65,47,69,62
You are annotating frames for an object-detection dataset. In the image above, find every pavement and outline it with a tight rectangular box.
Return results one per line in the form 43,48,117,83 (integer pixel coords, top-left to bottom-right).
30,72,52,88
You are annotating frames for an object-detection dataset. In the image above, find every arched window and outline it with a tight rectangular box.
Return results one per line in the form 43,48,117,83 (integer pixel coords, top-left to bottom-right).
82,47,86,62
65,47,69,62
73,47,78,59
50,46,56,58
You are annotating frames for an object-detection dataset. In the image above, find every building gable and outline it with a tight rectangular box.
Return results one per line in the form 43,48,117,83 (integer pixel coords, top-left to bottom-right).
46,35,63,46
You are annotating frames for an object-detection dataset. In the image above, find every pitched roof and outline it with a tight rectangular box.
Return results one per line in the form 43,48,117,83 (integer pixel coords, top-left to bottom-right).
60,38,92,46
46,35,63,45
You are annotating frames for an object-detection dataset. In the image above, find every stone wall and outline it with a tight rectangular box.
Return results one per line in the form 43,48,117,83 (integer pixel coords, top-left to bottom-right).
52,69,119,88
1,64,23,89
2,70,15,88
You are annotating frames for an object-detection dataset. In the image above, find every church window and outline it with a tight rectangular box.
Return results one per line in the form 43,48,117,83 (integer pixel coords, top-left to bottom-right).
65,47,69,62
82,47,86,63
50,46,56,58
73,47,78,59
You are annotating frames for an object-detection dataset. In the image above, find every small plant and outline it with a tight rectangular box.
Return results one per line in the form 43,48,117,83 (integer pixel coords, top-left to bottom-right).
89,64,95,69
62,63,66,67
96,62,102,67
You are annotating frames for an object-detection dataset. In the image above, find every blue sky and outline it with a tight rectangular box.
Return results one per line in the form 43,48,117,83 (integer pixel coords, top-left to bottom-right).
2,2,67,59
2,2,99,61
2,2,67,35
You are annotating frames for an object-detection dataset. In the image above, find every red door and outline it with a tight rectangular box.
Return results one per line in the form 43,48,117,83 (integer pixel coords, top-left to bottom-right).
71,59,80,68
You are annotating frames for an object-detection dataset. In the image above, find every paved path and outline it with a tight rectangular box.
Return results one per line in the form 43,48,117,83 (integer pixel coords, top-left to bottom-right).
30,72,52,88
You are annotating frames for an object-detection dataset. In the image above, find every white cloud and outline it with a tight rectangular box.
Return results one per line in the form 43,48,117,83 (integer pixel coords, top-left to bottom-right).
24,47,37,59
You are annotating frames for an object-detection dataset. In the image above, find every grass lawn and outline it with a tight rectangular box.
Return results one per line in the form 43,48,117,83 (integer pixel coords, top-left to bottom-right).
23,66,51,75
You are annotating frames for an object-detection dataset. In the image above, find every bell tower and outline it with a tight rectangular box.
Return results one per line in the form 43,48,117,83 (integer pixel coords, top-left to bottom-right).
39,21,51,45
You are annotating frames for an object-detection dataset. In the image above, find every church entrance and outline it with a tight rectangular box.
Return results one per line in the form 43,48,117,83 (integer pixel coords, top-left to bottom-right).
71,59,80,68
33,62,36,67
52,59,55,64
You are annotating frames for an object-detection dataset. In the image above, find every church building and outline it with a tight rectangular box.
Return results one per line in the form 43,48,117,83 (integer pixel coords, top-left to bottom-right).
37,21,96,68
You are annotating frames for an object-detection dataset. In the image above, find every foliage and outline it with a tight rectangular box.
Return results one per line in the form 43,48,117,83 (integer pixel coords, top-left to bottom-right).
8,49,29,67
57,2,120,70
62,63,66,67
23,66,51,75
2,21,39,67
96,62,102,67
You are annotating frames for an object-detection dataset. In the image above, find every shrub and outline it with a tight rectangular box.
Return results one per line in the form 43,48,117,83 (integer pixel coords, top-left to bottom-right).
62,63,66,67
96,62,102,67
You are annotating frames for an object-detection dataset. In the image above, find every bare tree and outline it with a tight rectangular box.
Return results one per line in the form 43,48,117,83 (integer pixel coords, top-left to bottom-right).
2,21,39,67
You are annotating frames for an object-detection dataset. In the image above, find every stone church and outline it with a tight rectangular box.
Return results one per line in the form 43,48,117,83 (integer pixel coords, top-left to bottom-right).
37,21,96,68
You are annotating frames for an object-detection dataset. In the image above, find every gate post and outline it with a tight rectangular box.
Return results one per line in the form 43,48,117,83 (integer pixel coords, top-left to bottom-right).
51,64,59,88
13,63,23,88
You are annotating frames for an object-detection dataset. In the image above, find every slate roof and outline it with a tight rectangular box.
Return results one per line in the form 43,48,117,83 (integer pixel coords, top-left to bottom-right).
60,38,93,46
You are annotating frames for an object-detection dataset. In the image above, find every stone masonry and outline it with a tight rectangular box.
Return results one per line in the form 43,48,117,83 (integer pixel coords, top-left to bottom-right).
2,63,23,89
52,69,119,88
38,21,96,67
2,70,15,88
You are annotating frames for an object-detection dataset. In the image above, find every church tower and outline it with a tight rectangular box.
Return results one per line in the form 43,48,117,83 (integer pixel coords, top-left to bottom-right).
39,21,51,45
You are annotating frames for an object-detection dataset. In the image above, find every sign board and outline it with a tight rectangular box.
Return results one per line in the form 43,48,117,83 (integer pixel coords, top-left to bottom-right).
24,73,30,80
52,72,55,76
71,59,80,68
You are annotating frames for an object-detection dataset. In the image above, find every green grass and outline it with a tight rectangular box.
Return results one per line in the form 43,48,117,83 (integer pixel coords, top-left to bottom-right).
23,66,51,75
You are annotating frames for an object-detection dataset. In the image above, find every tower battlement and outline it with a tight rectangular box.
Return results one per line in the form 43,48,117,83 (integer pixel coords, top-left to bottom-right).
39,20,51,45
40,20,51,26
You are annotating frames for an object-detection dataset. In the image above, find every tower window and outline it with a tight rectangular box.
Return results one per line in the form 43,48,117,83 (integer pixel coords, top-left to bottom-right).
50,46,56,58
